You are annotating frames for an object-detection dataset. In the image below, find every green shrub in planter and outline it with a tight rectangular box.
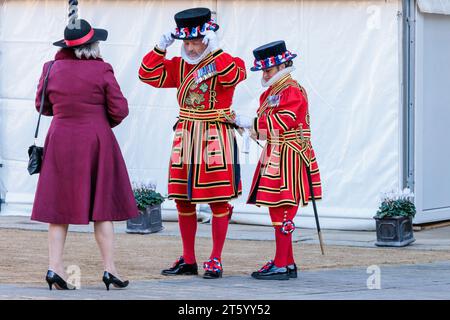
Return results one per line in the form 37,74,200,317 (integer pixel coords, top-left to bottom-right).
374,188,416,247
133,183,165,211
127,183,165,234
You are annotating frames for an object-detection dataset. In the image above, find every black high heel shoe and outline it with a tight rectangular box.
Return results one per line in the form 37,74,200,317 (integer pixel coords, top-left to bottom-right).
45,270,76,290
102,271,129,291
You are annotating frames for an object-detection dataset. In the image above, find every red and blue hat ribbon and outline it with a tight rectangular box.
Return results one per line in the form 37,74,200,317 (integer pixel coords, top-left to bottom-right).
174,19,218,39
251,50,297,71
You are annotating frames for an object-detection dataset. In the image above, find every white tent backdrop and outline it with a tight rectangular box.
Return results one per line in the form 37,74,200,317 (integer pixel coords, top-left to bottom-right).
418,0,450,15
0,0,402,230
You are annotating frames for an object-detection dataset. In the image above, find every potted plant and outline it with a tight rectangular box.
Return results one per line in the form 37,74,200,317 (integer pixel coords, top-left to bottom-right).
374,188,416,247
126,183,165,234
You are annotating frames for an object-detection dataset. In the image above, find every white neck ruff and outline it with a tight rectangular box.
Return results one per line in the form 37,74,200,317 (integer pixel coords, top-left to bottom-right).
261,66,296,88
181,41,214,65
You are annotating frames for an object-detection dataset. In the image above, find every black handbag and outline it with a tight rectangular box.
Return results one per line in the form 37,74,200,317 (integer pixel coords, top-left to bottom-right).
28,61,54,175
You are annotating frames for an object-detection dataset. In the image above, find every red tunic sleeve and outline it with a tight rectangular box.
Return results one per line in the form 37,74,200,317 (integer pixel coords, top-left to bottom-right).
35,61,53,116
104,63,129,128
254,85,306,137
138,46,180,88
215,52,247,87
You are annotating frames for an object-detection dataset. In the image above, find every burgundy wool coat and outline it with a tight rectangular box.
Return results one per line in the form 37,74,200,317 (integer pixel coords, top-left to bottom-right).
31,49,138,224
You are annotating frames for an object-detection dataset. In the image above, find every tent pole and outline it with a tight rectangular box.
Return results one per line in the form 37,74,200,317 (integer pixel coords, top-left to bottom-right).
402,0,416,192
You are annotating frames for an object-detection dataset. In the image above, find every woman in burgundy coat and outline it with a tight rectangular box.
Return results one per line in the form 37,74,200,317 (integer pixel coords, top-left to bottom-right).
31,14,138,290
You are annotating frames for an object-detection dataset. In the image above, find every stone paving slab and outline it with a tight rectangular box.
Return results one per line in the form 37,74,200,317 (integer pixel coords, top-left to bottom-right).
1,261,450,300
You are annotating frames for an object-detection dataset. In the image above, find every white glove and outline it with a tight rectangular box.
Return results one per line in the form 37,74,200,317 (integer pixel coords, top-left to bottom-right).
202,30,219,51
157,31,175,51
235,114,254,129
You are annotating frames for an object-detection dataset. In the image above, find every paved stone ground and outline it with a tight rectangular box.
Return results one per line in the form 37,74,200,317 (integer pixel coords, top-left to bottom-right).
1,261,450,300
1,216,450,300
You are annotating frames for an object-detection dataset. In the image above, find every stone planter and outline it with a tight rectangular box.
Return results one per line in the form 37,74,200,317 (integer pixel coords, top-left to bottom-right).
126,204,164,234
374,216,415,247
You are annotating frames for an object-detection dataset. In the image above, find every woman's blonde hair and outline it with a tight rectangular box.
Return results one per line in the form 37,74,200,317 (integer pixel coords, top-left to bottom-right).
73,41,101,59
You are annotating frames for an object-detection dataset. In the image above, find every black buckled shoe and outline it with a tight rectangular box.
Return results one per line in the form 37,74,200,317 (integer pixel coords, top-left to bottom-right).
287,264,298,278
161,256,198,276
251,260,274,278
251,261,290,280
203,258,223,279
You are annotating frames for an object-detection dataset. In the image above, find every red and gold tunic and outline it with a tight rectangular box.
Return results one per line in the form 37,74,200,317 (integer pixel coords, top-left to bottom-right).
247,74,322,207
139,46,246,203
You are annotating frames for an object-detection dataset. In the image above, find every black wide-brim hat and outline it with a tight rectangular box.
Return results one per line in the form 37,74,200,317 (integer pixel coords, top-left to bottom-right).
53,19,108,48
171,7,219,40
251,40,297,72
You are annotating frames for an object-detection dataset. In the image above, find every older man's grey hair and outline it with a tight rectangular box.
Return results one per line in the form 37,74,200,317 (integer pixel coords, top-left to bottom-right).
73,41,101,59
